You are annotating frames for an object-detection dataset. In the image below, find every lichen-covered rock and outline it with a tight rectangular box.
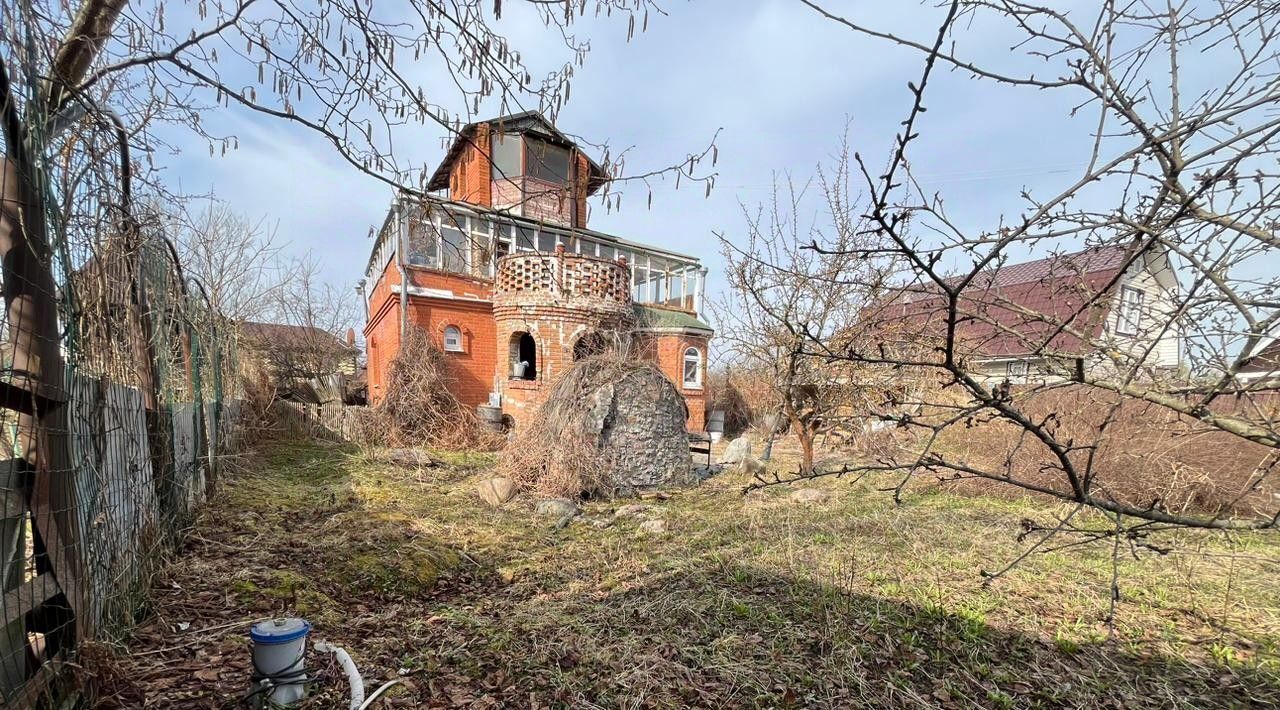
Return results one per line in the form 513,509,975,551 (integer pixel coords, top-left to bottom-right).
789,488,831,505
476,477,517,507
720,436,752,464
535,498,579,517
497,357,694,497
638,519,667,534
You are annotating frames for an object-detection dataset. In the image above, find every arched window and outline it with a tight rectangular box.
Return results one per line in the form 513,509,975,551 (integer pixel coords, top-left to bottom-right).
682,347,702,388
443,325,463,352
511,332,537,380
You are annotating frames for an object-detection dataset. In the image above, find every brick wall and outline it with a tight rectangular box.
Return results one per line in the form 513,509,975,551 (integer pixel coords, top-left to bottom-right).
449,124,493,207
407,298,496,407
573,152,590,228
649,332,711,431
494,303,633,419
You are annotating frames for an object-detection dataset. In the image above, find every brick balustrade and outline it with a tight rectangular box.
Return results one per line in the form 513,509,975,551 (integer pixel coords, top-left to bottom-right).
494,248,632,314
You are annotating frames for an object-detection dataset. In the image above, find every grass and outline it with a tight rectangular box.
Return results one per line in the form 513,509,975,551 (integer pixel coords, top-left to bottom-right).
109,438,1280,708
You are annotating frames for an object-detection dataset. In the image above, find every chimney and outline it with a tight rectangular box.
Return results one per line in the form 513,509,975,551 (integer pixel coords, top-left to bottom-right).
346,328,356,347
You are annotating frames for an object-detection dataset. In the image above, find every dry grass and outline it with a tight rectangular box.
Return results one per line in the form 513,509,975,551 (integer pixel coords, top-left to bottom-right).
929,386,1280,517
108,437,1280,708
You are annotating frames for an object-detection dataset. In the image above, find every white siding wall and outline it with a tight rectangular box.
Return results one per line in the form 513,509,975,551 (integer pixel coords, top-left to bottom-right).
1103,260,1181,369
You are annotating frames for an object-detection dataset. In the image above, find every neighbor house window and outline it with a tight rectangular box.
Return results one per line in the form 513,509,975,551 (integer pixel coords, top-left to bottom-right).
443,326,463,352
683,347,702,388
1117,286,1145,335
525,137,571,183
1006,360,1029,377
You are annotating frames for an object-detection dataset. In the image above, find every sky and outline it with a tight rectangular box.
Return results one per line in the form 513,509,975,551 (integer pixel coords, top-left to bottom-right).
161,0,1117,315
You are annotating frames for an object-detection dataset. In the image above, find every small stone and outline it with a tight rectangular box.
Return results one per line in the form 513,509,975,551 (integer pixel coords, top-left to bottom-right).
613,504,649,519
789,488,830,504
720,436,753,464
638,519,667,535
535,499,579,518
497,567,516,584
476,477,517,507
737,457,766,476
588,517,615,529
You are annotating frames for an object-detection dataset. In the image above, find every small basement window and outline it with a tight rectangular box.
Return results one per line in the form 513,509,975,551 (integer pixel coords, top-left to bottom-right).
443,325,463,353
683,347,702,388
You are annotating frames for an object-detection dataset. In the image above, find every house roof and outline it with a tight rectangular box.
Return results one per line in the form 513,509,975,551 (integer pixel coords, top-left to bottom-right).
426,111,608,194
1240,337,1280,374
633,304,713,333
240,321,355,355
878,245,1138,359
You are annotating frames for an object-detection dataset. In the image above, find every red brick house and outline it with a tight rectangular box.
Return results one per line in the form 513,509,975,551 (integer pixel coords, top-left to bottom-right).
360,112,713,429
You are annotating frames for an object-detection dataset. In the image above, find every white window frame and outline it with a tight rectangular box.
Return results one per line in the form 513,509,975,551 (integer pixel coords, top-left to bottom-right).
1005,360,1028,377
443,325,464,353
1117,285,1145,336
682,347,703,388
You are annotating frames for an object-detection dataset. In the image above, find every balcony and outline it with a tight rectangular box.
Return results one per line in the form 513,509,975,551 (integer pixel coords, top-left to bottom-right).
494,248,632,314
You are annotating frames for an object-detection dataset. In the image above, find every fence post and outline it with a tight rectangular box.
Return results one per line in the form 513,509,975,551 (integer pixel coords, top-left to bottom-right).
0,157,86,649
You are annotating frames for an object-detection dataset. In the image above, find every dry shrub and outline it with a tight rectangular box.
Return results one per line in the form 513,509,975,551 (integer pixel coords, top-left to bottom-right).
365,327,502,451
930,385,1280,516
496,354,674,498
705,370,754,438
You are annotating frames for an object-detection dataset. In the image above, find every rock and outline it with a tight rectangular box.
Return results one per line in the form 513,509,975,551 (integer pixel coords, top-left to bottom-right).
638,519,667,535
737,457,766,476
720,436,753,464
789,488,830,505
613,504,650,519
535,498,579,518
497,567,516,584
587,517,615,529
475,477,517,507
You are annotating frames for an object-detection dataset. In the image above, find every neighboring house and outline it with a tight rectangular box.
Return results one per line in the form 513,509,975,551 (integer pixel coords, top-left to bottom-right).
1236,337,1280,387
360,111,713,429
240,321,361,402
880,245,1181,384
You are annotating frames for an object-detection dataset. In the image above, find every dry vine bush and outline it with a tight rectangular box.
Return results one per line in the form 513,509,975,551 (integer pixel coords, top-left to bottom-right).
496,354,676,499
926,386,1280,518
364,328,501,451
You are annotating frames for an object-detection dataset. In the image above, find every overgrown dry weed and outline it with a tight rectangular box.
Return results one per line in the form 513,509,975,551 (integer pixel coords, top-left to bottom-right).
110,439,1280,708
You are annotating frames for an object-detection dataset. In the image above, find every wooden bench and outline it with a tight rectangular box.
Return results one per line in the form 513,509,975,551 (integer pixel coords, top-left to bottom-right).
688,433,712,467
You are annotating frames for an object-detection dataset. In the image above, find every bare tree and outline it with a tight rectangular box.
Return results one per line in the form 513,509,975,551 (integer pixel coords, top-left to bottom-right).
171,201,285,324
714,144,903,472
250,253,360,382
752,1,1280,544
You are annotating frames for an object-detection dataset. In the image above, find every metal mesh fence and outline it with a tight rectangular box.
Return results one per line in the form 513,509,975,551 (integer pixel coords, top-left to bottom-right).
0,73,243,704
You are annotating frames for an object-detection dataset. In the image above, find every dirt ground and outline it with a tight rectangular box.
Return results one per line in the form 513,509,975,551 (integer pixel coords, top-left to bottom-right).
98,439,1280,708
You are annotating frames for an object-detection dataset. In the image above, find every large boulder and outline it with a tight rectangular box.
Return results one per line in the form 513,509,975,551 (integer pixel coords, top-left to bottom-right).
498,356,695,497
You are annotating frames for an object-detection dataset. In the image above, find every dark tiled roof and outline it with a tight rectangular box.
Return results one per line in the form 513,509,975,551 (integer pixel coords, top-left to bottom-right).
877,246,1133,359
